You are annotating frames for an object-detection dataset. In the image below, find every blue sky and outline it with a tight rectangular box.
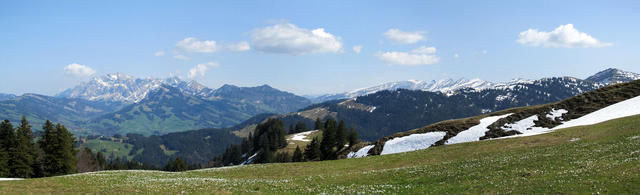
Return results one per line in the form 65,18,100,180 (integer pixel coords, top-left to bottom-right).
1,0,639,96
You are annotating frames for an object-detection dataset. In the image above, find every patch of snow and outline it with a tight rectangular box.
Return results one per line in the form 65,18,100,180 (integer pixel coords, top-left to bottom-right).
380,131,446,155
554,95,640,130
546,108,568,121
0,178,23,181
445,113,512,145
240,152,259,165
289,130,317,142
569,138,581,142
501,115,551,137
347,145,374,158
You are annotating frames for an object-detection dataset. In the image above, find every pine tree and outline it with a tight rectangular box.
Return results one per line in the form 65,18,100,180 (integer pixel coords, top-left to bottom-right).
348,126,359,147
292,146,303,162
295,122,307,133
314,118,323,130
39,121,77,176
289,124,296,134
335,120,347,150
304,137,321,161
96,151,106,169
257,148,274,163
0,119,18,177
12,116,36,178
320,118,337,160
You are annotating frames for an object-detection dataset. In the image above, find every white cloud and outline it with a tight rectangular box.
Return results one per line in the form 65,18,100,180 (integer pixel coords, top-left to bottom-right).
188,62,219,79
482,50,487,54
378,46,439,66
411,46,436,54
516,24,612,48
173,54,190,60
154,51,165,56
353,45,363,54
64,63,96,77
249,23,343,55
176,37,220,53
384,29,425,44
227,41,251,52
454,53,460,59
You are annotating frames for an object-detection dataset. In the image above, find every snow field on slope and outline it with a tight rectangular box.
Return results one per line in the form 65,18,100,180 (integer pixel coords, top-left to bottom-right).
381,132,446,155
347,145,374,158
553,95,640,129
445,113,513,145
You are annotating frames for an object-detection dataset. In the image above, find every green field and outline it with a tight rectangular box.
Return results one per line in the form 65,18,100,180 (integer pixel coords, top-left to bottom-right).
2,115,639,194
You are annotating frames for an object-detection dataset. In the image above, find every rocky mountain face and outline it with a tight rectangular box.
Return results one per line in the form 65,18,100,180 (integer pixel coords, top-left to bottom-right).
56,73,212,103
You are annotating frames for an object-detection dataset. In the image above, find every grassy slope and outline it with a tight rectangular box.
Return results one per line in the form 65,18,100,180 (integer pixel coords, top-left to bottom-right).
2,115,639,194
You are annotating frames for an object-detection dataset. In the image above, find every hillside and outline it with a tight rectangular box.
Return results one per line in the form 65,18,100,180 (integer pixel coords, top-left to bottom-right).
264,77,603,141
362,79,640,156
87,85,273,135
2,113,639,193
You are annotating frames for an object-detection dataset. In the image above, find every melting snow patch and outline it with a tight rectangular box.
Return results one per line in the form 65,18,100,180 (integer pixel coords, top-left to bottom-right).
501,115,551,137
554,95,640,130
445,113,512,145
0,178,23,181
546,108,568,121
347,145,374,158
289,130,317,142
381,132,446,155
569,138,581,142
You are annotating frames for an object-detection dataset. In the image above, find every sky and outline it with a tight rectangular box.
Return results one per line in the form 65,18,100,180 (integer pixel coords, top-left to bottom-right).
1,0,639,96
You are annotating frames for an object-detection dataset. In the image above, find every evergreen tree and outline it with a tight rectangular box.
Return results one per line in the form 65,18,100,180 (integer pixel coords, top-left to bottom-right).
348,126,359,147
39,121,77,176
257,148,274,163
12,116,36,178
0,119,18,177
0,144,8,177
314,118,323,130
320,118,337,160
292,146,303,162
335,120,347,150
288,124,296,134
304,137,321,161
275,152,291,163
164,157,187,172
295,122,308,133
96,151,106,169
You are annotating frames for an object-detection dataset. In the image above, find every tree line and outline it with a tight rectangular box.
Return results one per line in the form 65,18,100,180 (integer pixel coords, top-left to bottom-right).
0,117,76,178
212,117,359,166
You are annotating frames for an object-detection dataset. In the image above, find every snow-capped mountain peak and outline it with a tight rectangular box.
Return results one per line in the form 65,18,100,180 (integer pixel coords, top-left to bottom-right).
57,73,212,103
585,68,640,84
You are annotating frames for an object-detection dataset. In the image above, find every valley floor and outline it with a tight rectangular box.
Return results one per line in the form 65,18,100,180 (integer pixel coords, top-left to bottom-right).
2,115,640,194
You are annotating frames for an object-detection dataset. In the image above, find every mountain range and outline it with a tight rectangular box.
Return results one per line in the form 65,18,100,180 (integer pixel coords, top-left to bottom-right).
309,68,640,103
0,73,311,135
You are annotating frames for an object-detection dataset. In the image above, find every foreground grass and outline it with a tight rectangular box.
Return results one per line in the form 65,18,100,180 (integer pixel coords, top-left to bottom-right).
3,115,640,194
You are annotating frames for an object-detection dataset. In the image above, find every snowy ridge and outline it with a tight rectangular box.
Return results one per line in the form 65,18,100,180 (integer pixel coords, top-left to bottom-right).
57,73,213,103
312,77,537,102
586,68,640,85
